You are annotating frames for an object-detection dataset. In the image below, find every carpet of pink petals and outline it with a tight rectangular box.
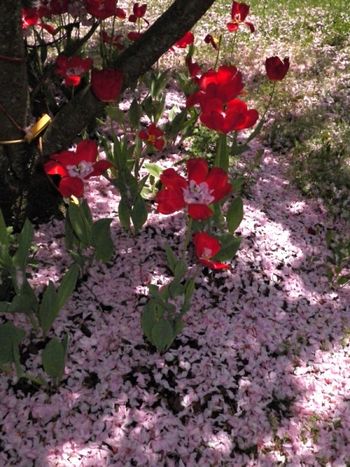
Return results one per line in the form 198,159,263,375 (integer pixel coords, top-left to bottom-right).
1,141,350,466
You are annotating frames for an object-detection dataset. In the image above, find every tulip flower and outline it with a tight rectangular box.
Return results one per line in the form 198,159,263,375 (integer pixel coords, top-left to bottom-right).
44,140,112,198
265,56,290,81
55,55,93,87
139,124,165,151
91,69,123,102
227,1,255,33
193,232,230,270
200,98,259,134
174,31,194,48
128,3,147,22
156,158,232,220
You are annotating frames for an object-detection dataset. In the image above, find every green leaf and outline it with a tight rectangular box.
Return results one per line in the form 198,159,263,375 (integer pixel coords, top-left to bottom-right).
337,275,350,286
0,322,25,366
174,317,184,336
130,196,148,233
214,235,242,262
164,244,177,274
151,319,174,352
68,203,92,246
141,301,161,341
174,260,187,280
9,280,38,314
91,219,114,262
38,282,58,335
182,277,195,313
227,197,244,233
168,280,184,298
56,264,79,311
214,133,228,171
0,210,10,251
12,219,34,269
118,198,131,231
42,337,66,382
144,163,163,179
129,99,142,129
231,176,245,194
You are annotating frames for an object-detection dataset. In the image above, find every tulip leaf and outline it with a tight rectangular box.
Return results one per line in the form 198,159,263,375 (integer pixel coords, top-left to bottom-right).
0,322,25,366
129,98,142,129
227,197,244,233
38,282,58,335
141,301,161,341
42,337,66,382
131,196,148,233
91,219,114,261
12,219,34,269
214,235,241,262
164,244,177,274
56,264,79,311
151,319,174,352
118,198,131,231
68,203,92,246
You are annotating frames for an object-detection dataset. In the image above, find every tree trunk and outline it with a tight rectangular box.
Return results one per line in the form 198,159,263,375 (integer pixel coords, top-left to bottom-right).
0,0,31,229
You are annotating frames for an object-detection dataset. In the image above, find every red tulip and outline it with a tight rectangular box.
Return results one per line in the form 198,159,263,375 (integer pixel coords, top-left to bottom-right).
193,232,230,270
55,55,93,87
139,124,165,151
156,159,232,220
85,0,124,20
129,3,147,22
44,140,112,198
174,31,194,49
91,69,123,102
265,56,290,81
200,98,259,134
227,1,255,33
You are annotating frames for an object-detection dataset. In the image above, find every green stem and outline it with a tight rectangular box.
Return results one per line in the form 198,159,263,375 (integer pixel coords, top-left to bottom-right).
245,82,276,145
214,133,228,171
213,34,222,70
182,216,193,260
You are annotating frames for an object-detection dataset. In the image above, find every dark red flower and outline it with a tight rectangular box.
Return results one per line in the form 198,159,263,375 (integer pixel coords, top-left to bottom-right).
91,69,123,102
156,159,232,220
85,0,124,19
44,140,112,198
265,56,290,81
204,34,218,50
186,57,202,83
21,8,57,34
127,31,143,41
139,124,165,151
193,232,230,270
174,31,194,48
200,98,259,134
22,8,40,28
129,3,147,22
227,1,255,33
100,31,125,50
55,55,93,87
38,0,69,16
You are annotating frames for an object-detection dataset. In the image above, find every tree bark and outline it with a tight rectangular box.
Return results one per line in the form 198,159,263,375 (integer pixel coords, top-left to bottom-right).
0,0,30,228
42,0,216,155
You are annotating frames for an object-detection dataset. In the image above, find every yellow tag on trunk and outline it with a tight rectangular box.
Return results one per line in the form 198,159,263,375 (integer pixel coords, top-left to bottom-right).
25,114,51,142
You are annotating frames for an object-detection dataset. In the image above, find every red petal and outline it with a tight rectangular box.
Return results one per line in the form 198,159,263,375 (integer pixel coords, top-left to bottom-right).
193,231,221,257
44,160,68,177
205,168,232,201
75,140,98,164
58,177,84,197
160,168,187,189
89,160,112,177
156,187,185,214
188,204,213,220
186,158,209,184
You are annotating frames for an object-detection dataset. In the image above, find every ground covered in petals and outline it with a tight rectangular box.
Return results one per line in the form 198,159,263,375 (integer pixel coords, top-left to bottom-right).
1,143,350,465
2,0,350,465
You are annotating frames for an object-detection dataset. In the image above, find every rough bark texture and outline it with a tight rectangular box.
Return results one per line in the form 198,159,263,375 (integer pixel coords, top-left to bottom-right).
0,0,31,228
42,0,216,155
